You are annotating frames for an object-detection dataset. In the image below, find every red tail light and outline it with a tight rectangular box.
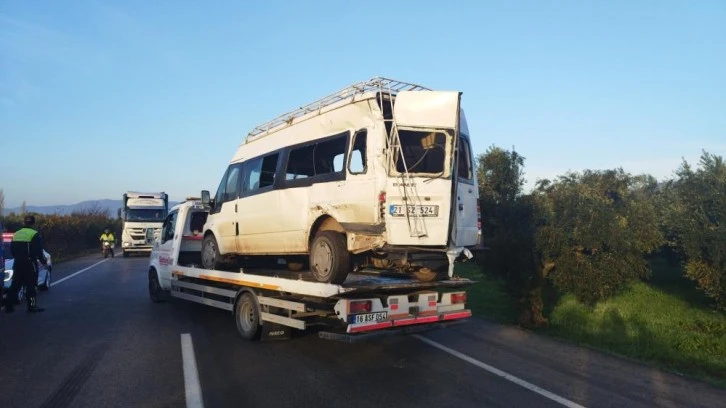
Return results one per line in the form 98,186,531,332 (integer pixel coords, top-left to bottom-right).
349,300,372,314
451,292,467,304
378,192,386,203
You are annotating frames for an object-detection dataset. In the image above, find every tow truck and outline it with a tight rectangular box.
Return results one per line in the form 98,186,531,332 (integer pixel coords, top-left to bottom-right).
146,199,475,342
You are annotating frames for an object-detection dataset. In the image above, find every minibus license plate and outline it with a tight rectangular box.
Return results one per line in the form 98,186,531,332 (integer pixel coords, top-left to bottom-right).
390,205,439,217
353,312,388,324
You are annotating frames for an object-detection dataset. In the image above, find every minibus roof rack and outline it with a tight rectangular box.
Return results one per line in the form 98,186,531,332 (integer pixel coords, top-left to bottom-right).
246,77,430,142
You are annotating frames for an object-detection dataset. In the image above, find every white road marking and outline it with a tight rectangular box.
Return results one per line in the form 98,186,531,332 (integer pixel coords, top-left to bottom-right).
181,333,204,408
50,258,110,287
413,334,586,408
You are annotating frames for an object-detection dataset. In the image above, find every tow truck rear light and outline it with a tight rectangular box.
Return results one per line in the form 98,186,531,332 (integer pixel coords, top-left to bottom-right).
349,300,372,314
451,292,467,304
378,192,386,203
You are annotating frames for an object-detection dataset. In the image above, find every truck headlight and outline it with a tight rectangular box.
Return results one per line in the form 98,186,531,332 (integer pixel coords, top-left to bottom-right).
4,269,12,282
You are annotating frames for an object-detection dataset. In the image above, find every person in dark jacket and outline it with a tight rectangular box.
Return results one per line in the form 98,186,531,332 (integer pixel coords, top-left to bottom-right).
3,215,48,313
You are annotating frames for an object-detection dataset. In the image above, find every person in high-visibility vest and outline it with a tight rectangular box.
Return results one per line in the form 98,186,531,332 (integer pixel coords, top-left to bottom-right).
99,229,115,257
3,215,48,313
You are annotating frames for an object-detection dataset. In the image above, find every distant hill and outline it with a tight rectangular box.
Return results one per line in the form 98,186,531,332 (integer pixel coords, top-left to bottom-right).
4,199,181,217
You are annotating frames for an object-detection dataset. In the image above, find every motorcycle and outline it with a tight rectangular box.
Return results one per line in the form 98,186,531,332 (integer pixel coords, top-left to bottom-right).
102,240,115,258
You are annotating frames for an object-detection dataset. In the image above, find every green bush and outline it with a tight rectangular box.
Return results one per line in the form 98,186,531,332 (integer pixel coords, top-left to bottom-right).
1,211,121,261
663,151,726,310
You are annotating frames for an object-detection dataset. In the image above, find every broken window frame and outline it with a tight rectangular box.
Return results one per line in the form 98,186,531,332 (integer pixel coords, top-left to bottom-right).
243,152,280,194
348,128,368,175
389,127,454,178
281,131,350,188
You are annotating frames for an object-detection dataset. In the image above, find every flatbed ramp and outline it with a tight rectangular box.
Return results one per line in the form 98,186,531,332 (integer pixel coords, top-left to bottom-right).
165,265,475,341
172,265,474,297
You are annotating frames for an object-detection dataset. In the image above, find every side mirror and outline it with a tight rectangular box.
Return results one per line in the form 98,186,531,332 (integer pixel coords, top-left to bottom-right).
201,190,210,206
145,228,155,244
117,208,122,218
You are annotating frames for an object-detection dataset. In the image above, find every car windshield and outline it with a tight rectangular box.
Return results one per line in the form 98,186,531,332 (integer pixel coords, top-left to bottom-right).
2,242,12,260
125,209,167,222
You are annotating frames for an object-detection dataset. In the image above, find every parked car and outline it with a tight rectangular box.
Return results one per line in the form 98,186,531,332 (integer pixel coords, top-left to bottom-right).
2,232,52,302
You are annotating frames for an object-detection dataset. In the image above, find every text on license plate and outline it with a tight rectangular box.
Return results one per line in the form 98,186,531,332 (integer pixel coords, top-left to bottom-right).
389,205,439,217
353,312,388,324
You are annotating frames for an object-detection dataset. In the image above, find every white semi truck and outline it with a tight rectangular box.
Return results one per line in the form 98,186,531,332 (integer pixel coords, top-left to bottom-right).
119,191,169,257
146,199,474,341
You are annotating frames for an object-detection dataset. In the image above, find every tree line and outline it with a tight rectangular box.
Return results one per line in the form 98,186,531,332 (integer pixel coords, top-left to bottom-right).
476,147,725,327
0,201,121,261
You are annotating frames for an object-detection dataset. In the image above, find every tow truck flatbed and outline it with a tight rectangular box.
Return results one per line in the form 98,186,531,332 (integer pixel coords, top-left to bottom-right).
148,199,475,342
171,265,474,298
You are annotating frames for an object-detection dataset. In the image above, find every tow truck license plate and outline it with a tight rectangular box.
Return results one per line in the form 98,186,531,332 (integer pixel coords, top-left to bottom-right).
353,312,388,324
389,205,439,217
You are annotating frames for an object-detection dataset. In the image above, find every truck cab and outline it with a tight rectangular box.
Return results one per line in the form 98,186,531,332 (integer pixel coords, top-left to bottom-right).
119,191,169,257
148,199,208,290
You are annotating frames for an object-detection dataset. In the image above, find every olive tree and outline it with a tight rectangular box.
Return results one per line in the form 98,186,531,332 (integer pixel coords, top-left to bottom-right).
664,151,726,310
533,169,664,305
476,146,544,326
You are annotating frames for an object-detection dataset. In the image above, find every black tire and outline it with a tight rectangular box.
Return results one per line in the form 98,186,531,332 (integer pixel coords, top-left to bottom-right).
201,234,224,270
148,269,167,303
235,292,261,341
309,231,350,284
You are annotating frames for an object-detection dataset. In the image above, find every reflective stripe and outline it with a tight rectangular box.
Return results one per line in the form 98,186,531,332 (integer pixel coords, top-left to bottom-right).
13,228,38,243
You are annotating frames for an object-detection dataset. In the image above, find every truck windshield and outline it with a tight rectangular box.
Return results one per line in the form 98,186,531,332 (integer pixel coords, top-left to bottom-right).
393,130,449,175
125,209,167,222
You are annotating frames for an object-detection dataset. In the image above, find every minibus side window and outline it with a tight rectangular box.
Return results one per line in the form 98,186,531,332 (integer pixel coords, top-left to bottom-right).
457,136,473,180
313,136,346,175
245,153,279,192
224,165,241,202
212,167,229,211
284,132,349,185
286,145,315,180
348,129,367,174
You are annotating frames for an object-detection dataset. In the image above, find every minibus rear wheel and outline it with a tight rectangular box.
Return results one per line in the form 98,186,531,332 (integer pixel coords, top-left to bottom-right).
309,231,349,284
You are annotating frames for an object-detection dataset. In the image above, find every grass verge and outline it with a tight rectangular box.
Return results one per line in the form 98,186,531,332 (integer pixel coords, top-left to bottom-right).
455,262,518,324
456,261,726,388
543,282,726,388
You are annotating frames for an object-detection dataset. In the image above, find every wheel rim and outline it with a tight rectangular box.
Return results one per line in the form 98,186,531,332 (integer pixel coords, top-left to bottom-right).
202,238,217,268
239,299,256,332
311,240,333,279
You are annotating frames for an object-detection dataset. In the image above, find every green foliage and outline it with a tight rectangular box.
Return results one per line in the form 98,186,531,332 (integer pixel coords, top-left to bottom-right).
454,263,519,324
663,151,726,310
476,145,525,203
475,145,546,326
1,209,121,261
533,169,664,304
546,282,726,387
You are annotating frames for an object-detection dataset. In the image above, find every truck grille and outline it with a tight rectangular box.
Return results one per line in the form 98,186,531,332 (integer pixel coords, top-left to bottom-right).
129,227,160,241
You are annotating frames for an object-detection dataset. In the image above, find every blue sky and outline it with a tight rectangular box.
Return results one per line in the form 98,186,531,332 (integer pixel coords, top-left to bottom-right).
1,0,724,208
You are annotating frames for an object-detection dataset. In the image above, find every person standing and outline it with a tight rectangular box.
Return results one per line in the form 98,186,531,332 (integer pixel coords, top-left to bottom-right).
3,215,48,313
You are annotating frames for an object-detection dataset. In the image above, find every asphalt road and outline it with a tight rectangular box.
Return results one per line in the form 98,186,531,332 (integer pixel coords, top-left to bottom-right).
0,255,724,408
